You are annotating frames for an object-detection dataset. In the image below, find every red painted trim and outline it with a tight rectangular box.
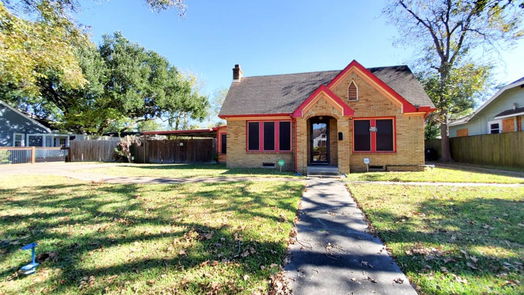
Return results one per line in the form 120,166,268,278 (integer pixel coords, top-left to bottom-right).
275,121,280,151
352,117,397,153
217,131,227,154
291,85,354,118
327,60,418,113
370,120,377,152
292,118,297,172
246,120,292,152
219,113,291,119
259,123,264,151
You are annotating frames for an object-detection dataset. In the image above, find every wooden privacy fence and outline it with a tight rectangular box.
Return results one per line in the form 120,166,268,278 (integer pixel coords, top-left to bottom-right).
132,139,215,163
69,140,119,162
449,131,524,168
0,147,68,164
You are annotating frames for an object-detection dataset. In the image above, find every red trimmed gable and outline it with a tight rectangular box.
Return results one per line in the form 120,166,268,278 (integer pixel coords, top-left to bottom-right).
291,85,355,118
328,60,419,113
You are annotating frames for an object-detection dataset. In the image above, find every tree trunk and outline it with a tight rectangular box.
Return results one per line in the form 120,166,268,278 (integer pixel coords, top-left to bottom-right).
440,121,452,162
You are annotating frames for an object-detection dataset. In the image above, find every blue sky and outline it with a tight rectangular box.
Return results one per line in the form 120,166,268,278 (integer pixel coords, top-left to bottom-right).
77,0,524,108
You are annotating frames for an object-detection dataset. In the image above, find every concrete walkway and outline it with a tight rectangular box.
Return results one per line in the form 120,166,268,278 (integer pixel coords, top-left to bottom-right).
285,178,417,295
348,180,524,187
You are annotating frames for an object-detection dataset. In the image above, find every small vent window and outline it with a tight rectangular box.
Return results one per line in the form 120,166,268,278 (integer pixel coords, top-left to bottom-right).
348,81,358,101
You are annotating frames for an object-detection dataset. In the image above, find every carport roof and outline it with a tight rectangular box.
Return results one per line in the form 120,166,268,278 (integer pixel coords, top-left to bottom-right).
142,127,223,137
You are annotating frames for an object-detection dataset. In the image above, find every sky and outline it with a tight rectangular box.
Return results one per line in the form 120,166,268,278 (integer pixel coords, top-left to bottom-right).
76,0,524,124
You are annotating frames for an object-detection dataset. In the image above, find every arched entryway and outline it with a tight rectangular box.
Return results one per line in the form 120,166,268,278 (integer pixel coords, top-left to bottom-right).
307,116,338,167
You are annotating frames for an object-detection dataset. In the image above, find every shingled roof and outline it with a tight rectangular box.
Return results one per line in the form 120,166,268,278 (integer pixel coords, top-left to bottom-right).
219,65,434,117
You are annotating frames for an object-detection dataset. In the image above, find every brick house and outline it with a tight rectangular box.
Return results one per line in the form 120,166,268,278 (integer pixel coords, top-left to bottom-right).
217,60,435,174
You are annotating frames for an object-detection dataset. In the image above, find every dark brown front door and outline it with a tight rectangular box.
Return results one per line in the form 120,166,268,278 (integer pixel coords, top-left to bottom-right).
310,118,329,164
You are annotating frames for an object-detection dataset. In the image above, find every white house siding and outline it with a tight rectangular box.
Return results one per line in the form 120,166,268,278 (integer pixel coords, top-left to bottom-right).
450,87,524,137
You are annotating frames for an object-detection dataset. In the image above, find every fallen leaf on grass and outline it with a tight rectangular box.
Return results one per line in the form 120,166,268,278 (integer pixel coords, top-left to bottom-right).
502,279,520,287
467,262,478,270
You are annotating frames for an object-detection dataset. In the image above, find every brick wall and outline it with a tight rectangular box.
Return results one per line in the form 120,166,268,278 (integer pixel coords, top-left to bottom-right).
331,68,425,172
225,120,294,170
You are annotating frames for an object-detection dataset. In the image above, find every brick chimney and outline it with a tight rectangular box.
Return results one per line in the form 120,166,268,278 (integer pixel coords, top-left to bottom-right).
233,64,243,82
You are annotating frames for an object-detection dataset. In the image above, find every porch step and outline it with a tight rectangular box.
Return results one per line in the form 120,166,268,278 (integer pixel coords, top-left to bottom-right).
307,166,340,177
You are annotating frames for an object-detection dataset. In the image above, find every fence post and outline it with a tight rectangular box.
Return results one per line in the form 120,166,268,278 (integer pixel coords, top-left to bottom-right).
31,147,36,164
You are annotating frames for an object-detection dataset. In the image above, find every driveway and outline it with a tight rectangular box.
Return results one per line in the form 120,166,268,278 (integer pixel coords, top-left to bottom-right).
285,178,417,295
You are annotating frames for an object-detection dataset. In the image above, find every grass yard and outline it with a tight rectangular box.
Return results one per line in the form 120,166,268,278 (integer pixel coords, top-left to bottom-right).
346,167,524,184
348,183,524,295
76,163,298,179
0,175,303,294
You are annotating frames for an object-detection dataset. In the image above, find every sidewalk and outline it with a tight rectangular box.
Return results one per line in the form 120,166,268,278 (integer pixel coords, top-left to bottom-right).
285,178,417,295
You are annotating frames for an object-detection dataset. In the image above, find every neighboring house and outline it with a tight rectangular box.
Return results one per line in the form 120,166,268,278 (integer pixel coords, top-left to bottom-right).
218,60,435,173
449,77,524,137
0,100,72,147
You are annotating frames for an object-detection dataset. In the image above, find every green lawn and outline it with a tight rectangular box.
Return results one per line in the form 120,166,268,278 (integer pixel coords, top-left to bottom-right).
0,175,303,294
346,167,524,184
348,183,524,295
77,163,298,179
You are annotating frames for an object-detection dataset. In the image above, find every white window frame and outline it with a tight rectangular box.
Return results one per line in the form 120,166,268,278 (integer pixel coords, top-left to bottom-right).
26,133,71,147
348,80,359,101
488,120,502,134
13,133,25,147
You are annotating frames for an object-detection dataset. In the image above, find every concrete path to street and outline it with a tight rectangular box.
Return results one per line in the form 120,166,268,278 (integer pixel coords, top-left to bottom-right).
285,178,417,295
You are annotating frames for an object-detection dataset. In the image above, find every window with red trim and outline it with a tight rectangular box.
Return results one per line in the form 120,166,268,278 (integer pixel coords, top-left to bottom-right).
247,121,291,152
220,133,227,154
353,118,395,152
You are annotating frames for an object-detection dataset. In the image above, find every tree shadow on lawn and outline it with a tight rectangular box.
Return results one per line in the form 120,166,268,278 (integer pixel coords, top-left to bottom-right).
118,163,296,177
362,197,523,293
0,180,302,294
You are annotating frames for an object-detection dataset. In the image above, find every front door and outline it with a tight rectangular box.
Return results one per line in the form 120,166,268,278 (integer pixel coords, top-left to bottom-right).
310,119,329,164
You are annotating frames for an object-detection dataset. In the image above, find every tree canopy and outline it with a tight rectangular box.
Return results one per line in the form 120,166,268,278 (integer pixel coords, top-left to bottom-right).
11,32,208,134
0,0,208,134
386,0,523,160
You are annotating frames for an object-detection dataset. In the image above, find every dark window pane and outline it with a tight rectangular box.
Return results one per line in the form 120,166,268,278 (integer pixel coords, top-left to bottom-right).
279,122,291,150
348,82,358,100
376,119,393,151
248,122,259,150
354,120,370,151
221,134,227,154
264,122,275,150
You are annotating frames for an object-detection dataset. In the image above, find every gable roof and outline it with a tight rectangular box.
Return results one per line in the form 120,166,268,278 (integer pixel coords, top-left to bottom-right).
292,85,355,118
0,100,52,133
450,76,524,126
219,64,434,117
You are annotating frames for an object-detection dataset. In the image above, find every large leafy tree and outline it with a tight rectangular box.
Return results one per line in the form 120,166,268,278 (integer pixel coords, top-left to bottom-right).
0,0,185,97
420,63,491,140
386,0,523,161
31,32,208,134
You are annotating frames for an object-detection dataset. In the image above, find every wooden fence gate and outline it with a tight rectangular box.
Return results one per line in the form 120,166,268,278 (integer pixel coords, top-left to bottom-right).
69,140,119,162
132,139,215,163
